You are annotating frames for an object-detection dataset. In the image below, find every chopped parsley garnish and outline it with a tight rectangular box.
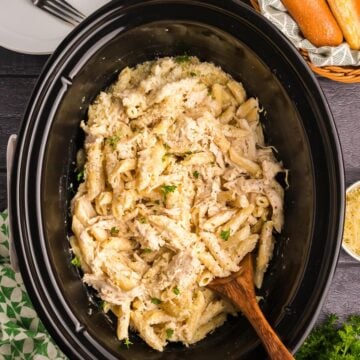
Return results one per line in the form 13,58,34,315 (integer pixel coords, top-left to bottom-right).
142,248,152,254
154,200,160,205
107,134,121,149
163,143,170,150
220,229,231,241
151,297,162,305
76,169,84,182
99,300,104,310
166,328,174,339
193,170,200,179
110,227,119,236
175,55,191,64
189,71,197,77
123,338,133,349
71,256,81,268
160,184,177,201
173,286,180,295
139,217,147,224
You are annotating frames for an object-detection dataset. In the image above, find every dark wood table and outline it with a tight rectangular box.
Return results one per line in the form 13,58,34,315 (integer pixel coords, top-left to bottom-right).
0,45,359,331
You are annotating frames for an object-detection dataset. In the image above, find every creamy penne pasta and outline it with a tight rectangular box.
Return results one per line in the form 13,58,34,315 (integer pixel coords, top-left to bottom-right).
71,56,285,351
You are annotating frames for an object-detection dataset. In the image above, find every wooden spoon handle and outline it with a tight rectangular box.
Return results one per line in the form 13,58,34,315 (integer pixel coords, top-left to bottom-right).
212,278,294,360
209,254,294,360
242,300,294,360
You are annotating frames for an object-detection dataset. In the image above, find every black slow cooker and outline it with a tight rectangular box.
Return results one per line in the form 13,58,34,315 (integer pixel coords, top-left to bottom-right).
10,1,344,359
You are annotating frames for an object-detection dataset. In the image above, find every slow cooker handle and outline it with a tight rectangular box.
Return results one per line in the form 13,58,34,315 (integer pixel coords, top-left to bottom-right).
7,135,20,273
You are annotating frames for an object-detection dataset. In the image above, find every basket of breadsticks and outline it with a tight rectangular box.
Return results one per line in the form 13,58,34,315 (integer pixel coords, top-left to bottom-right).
250,0,360,83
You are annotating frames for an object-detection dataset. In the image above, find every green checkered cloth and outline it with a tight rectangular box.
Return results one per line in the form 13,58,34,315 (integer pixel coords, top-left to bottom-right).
0,210,67,360
259,0,360,67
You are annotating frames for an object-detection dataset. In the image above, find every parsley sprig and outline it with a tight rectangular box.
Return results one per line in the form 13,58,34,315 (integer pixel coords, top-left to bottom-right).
160,184,177,201
166,328,174,339
123,338,133,349
151,297,162,305
220,229,231,241
99,300,105,310
173,286,180,295
106,134,121,149
76,169,84,182
296,314,360,360
193,170,200,179
110,227,119,236
71,256,81,268
175,55,191,64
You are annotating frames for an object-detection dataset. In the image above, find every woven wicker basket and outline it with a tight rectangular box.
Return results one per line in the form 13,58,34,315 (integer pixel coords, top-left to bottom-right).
249,0,360,83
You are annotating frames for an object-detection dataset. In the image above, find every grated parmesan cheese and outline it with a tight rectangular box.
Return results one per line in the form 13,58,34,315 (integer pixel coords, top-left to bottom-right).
343,186,360,257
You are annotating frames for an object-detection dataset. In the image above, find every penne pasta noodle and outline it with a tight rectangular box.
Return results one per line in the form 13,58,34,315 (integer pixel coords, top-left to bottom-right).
227,80,247,104
85,138,105,200
202,209,238,232
254,221,274,289
229,147,262,177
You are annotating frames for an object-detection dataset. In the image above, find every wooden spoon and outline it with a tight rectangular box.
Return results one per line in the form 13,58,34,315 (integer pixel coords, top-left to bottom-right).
208,253,294,360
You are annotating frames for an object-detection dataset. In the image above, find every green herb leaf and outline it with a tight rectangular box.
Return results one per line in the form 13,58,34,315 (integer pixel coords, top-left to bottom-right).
175,55,191,64
160,184,177,201
142,248,152,254
76,169,84,182
107,134,121,149
296,314,360,360
123,338,133,349
110,227,119,236
151,297,162,305
166,328,174,339
189,71,197,77
220,229,231,241
173,286,180,295
193,170,200,179
139,217,147,224
154,200,160,205
71,256,81,268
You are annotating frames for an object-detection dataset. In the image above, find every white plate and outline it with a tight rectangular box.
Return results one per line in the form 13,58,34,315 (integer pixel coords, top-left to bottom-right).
342,180,360,262
0,0,110,55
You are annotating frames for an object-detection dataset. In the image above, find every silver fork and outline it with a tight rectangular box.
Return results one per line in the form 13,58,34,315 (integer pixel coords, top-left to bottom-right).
31,0,85,26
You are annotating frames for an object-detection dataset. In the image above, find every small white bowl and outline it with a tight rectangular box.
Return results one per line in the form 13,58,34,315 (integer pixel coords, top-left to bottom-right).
342,180,360,262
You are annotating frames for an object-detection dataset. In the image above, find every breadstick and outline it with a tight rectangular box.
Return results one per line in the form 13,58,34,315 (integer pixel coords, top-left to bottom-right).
327,0,360,50
282,0,343,47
